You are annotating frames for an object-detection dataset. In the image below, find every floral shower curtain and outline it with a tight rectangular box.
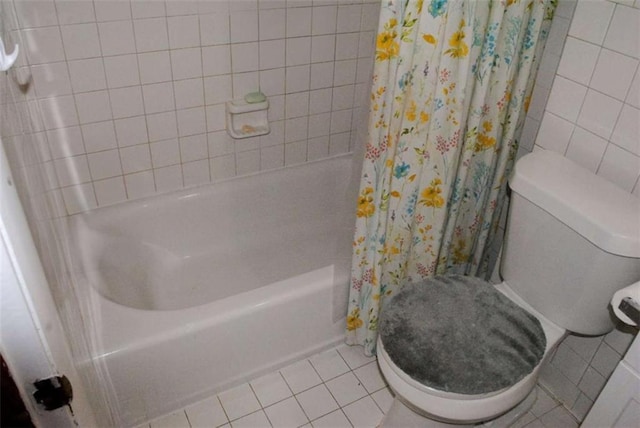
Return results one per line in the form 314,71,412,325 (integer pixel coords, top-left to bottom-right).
347,0,556,355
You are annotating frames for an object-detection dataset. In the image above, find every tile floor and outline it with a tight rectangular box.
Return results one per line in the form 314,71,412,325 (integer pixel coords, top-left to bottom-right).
140,344,580,428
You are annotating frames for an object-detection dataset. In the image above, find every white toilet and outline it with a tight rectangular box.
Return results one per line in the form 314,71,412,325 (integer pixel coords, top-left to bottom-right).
377,150,640,426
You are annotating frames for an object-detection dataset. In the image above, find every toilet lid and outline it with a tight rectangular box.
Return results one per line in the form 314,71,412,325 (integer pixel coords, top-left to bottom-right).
379,275,546,395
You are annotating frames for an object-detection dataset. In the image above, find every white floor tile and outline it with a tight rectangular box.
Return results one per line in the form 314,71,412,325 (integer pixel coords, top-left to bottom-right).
370,387,394,414
342,396,384,428
150,410,190,428
264,396,309,427
219,383,262,421
280,360,323,394
336,344,376,370
231,410,272,428
310,349,351,381
251,371,293,407
538,406,579,428
311,409,353,428
353,361,386,393
325,372,368,407
296,384,340,421
185,395,229,428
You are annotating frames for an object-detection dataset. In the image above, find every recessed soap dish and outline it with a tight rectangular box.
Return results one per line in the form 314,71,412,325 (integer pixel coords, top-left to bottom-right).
225,98,270,139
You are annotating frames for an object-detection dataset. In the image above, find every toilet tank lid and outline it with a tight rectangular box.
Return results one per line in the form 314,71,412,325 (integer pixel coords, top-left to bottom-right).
510,150,640,258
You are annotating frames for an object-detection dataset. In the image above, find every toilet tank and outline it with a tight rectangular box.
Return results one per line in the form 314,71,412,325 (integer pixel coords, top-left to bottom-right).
501,150,640,335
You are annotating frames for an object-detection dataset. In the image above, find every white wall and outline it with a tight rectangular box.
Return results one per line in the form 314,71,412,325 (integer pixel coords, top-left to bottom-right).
518,0,640,422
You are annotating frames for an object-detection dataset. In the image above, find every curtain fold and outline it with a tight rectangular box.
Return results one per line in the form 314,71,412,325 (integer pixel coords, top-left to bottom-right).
347,0,556,355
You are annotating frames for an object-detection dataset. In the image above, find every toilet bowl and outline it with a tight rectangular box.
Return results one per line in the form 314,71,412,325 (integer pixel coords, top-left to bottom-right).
377,151,640,426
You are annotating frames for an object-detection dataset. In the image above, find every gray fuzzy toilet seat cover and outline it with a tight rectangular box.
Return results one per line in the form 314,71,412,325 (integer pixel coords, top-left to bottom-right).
379,275,546,395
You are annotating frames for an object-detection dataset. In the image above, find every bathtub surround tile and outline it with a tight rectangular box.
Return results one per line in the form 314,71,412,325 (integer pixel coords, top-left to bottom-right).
13,0,375,211
218,383,262,421
94,177,127,207
154,165,184,193
182,159,211,187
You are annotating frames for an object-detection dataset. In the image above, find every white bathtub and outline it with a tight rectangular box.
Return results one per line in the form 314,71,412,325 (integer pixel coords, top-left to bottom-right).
69,155,351,426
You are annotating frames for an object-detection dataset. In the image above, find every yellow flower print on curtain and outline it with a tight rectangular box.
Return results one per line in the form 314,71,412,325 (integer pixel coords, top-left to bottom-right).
346,0,556,355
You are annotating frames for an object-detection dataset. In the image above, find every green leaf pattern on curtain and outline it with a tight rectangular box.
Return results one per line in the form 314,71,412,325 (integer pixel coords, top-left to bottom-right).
346,0,556,355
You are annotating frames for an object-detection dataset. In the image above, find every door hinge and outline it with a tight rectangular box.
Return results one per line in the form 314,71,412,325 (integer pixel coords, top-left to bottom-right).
33,375,73,411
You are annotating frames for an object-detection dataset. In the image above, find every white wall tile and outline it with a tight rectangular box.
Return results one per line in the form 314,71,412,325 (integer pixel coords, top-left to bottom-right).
259,8,286,40
200,13,230,46
104,55,140,88
211,154,236,180
180,134,208,162
131,1,165,19
286,92,310,118
287,7,312,37
61,183,97,214
589,49,638,101
115,116,148,147
333,59,357,86
286,37,312,66
206,104,226,131
612,104,640,155
627,67,640,108
68,59,107,93
120,144,152,174
54,0,95,25
31,63,72,98
168,15,201,49
174,78,205,109
307,136,329,160
311,35,336,63
75,90,112,124
98,21,136,56
565,127,608,172
150,139,181,168
47,126,84,158
171,48,203,80
204,75,233,105
61,23,101,60
312,5,337,35
310,62,334,89
82,121,118,153
236,149,261,175
147,111,178,142
232,43,260,73
14,0,59,28
285,65,310,93
94,177,127,206
202,45,232,76
597,143,640,191
182,159,210,186
569,0,615,45
544,76,587,123
110,87,145,119
38,96,79,130
177,107,207,137
142,82,176,114
603,4,640,59
134,17,169,52
260,144,285,169
138,51,173,84
337,4,362,33
260,40,286,70
54,155,91,186
336,33,359,60
95,1,132,22
556,37,600,86
285,116,308,142
576,90,623,139
230,10,259,42
124,170,156,199
535,112,575,154
154,164,183,192
88,149,122,180
23,27,66,64
166,0,200,17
